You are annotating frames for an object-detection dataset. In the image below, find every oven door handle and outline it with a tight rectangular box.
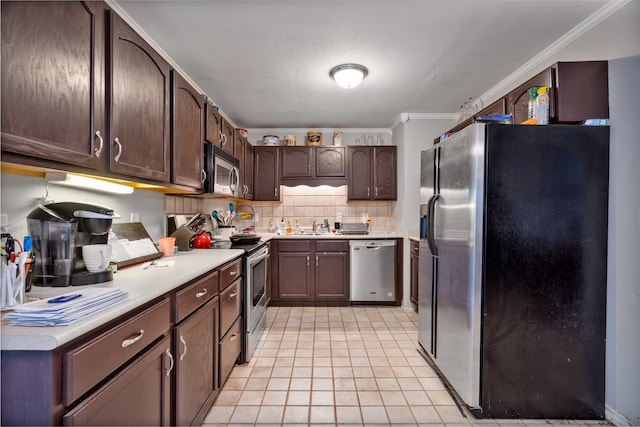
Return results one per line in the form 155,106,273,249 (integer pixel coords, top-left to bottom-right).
248,249,269,265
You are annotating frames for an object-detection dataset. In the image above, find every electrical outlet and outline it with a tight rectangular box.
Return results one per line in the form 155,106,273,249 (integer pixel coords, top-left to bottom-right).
130,212,140,222
0,214,8,228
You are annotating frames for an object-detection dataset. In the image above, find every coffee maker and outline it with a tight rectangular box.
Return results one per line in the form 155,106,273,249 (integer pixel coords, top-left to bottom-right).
27,202,119,286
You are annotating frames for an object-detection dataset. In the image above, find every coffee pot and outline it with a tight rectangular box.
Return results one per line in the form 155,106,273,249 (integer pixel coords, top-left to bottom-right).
27,202,119,286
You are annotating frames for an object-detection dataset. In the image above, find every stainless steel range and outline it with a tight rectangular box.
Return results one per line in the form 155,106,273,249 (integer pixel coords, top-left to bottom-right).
211,239,268,363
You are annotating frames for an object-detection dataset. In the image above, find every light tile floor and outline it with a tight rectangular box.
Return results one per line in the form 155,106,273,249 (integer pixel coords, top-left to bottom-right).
203,306,612,426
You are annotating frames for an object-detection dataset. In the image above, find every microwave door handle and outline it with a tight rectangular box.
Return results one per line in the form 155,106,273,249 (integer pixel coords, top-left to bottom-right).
229,167,239,193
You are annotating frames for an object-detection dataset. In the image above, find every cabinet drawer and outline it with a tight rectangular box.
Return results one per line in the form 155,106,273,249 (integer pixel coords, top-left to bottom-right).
174,270,218,323
219,278,241,336
277,240,311,252
315,240,348,252
410,240,419,255
219,317,242,388
63,335,172,426
64,298,171,406
220,258,242,291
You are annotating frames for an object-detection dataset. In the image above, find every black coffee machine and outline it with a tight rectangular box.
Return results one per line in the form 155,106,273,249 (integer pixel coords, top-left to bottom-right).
27,202,119,286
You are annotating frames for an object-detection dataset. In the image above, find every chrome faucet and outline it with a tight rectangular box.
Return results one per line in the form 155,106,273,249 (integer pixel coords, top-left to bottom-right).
312,220,319,233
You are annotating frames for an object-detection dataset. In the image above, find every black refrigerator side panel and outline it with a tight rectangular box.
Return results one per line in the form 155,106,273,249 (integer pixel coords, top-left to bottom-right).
481,124,609,418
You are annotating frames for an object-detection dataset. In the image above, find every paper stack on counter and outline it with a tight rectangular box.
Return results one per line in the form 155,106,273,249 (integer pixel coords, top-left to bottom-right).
4,287,129,327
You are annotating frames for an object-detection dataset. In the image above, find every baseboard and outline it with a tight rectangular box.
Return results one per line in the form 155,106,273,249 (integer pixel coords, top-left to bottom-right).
606,404,639,427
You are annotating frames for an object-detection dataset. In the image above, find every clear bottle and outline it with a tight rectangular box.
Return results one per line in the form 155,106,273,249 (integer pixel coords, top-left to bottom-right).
294,219,300,234
267,218,274,233
535,86,549,125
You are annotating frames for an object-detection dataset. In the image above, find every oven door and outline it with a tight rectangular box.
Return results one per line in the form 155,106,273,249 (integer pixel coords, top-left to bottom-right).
244,245,268,362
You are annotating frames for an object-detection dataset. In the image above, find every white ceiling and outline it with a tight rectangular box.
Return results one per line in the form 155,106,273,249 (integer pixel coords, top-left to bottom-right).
113,0,608,129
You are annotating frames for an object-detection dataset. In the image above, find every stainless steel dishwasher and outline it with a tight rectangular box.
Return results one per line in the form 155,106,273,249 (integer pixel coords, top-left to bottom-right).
349,240,396,302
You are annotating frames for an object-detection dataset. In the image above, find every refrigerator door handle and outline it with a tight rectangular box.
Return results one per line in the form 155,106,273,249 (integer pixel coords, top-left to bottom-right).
426,194,439,256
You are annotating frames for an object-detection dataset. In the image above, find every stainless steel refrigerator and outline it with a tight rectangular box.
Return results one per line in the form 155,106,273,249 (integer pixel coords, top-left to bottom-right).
418,123,609,419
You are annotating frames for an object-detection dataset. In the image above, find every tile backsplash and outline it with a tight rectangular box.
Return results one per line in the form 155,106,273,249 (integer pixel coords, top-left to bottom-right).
167,185,395,233
250,185,394,232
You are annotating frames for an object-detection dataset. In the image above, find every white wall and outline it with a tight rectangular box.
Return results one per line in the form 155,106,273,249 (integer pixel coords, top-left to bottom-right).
392,116,456,308
605,55,640,427
0,173,165,242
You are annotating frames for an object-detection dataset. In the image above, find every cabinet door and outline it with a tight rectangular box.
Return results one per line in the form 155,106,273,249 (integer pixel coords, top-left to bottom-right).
174,297,217,427
109,11,170,182
171,71,204,190
410,252,419,305
254,147,281,201
316,147,346,177
221,120,235,156
1,1,105,169
277,252,312,300
205,104,222,146
245,142,254,200
265,242,272,304
282,146,313,178
63,335,172,426
347,147,372,200
315,252,348,301
372,146,397,200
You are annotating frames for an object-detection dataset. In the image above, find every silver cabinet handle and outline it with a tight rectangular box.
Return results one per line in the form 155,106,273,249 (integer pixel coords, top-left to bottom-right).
308,163,311,174
229,270,238,276
218,130,224,144
221,133,228,146
307,256,310,266
375,187,379,197
229,333,238,342
275,187,278,198
165,349,174,376
114,137,123,162
201,170,206,183
94,131,104,158
121,329,144,348
367,187,370,197
179,335,187,361
316,256,319,267
228,291,238,299
196,289,207,298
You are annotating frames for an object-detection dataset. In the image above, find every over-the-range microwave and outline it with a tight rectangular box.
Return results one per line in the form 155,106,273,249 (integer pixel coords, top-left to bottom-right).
204,143,239,197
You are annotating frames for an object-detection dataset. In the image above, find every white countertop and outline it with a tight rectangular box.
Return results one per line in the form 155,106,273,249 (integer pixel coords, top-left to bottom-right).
259,231,401,240
1,249,243,351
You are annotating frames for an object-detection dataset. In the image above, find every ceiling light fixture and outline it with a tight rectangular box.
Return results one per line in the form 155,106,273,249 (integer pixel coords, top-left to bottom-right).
329,64,368,89
45,172,134,195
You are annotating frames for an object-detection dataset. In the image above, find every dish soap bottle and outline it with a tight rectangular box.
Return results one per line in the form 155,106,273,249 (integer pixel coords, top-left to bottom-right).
268,218,274,233
535,86,549,125
286,220,293,234
294,219,300,234
527,86,539,120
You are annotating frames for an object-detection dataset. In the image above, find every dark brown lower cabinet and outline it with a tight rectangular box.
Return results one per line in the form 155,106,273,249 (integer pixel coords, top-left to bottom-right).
410,240,419,306
274,240,349,305
174,297,218,427
63,335,172,426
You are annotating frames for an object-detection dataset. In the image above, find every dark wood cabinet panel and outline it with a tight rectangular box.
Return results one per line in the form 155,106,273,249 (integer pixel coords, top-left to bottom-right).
372,146,397,200
244,142,255,200
174,297,218,427
316,147,346,177
477,98,506,118
347,147,371,199
274,240,349,304
204,104,223,146
109,11,170,182
348,146,397,200
219,317,242,388
221,120,236,156
282,146,313,178
315,252,348,301
265,242,272,304
254,147,281,201
277,252,313,300
219,279,241,336
63,335,172,426
505,68,553,125
171,71,204,190
1,1,105,169
410,240,419,306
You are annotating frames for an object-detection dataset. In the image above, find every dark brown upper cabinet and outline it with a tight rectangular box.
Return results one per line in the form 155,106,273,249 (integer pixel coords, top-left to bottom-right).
1,1,106,169
109,11,171,182
253,147,281,201
281,146,346,186
347,146,397,200
171,71,204,190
